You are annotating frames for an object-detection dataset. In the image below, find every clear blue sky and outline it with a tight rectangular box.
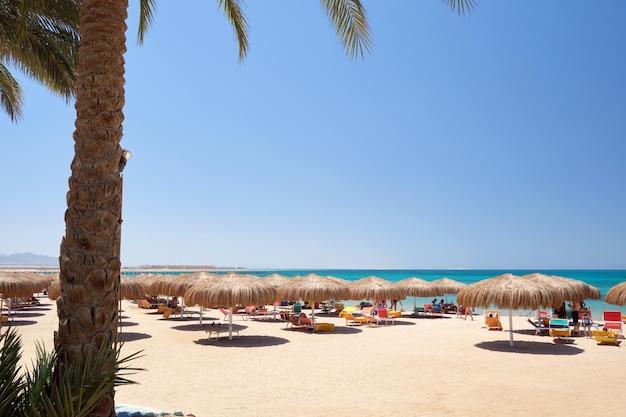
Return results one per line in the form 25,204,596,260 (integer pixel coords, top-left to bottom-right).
1,1,625,269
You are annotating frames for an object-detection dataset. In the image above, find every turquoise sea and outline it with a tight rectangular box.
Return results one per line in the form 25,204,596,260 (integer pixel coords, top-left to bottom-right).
125,269,626,319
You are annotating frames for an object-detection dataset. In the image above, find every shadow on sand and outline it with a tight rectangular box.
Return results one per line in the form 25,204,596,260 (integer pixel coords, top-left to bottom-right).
4,311,46,318
2,320,38,327
475,339,584,355
194,335,289,348
281,326,363,335
118,331,152,342
170,323,248,332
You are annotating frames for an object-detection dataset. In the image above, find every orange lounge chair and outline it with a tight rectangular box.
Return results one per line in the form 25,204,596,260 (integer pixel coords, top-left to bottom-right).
285,313,313,331
485,310,503,331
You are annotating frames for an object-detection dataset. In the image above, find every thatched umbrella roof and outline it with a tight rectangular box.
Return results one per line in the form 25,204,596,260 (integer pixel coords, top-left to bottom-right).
48,275,149,301
395,277,438,297
325,275,352,286
119,275,148,300
131,273,164,294
185,273,276,308
431,277,466,295
395,277,439,311
519,273,601,305
261,273,290,288
151,271,221,297
348,276,405,302
0,271,46,298
278,274,351,303
47,280,61,300
457,273,559,311
605,282,626,306
185,272,277,340
165,272,221,297
277,274,351,327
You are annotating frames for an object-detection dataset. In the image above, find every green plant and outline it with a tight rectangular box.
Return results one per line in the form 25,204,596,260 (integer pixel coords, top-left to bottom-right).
0,328,143,417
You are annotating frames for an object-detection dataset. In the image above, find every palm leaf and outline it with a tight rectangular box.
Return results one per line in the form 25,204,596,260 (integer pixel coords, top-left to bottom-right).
319,0,372,60
0,328,26,416
444,0,477,15
0,331,145,417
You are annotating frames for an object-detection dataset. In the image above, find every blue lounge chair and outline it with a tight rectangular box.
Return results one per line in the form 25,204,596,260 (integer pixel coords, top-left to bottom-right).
548,318,571,340
527,318,549,335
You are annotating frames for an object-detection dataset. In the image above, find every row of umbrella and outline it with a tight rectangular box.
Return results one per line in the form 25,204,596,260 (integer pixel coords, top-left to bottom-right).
3,271,625,342
5,271,626,309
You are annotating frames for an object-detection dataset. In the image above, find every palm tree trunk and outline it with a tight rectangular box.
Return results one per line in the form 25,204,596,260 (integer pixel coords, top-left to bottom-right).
57,0,128,416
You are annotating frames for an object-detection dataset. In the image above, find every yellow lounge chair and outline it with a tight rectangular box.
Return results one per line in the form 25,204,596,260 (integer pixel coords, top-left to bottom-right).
344,312,368,326
592,330,620,345
339,306,357,319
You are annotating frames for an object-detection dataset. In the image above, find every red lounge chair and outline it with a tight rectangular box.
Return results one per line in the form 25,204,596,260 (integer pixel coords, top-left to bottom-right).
376,307,395,325
219,308,230,320
602,311,623,334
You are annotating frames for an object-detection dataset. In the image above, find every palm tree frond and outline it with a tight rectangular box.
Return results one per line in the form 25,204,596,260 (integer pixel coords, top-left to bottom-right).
0,64,24,122
0,328,26,415
0,330,145,417
1,0,78,121
443,0,477,15
217,0,249,63
137,0,157,44
318,0,372,60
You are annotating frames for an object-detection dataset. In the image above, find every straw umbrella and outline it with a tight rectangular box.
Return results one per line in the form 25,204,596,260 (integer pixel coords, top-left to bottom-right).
605,282,626,306
0,271,45,299
118,275,149,300
520,273,601,308
348,276,405,306
261,273,290,289
51,274,152,302
261,273,290,314
158,271,221,298
431,277,466,304
47,280,61,301
457,273,565,346
278,274,351,327
395,277,439,312
185,272,277,340
149,272,221,323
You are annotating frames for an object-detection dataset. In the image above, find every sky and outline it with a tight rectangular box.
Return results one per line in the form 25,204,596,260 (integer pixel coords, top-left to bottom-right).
1,0,625,270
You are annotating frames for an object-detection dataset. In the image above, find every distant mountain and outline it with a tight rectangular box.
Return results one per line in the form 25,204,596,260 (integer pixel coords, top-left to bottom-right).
0,252,57,266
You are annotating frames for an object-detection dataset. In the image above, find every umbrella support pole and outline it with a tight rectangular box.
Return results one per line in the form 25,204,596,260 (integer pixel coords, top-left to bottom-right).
508,309,514,347
229,307,234,340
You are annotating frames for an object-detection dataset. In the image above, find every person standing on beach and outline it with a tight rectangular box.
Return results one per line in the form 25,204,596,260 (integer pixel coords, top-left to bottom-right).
462,306,473,321
582,312,594,338
569,300,581,325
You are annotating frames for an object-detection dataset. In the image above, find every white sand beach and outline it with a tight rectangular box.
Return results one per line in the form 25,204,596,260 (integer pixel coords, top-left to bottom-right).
11,298,626,417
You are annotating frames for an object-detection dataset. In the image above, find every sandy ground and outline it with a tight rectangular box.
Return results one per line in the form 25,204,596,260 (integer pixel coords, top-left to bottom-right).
9,298,626,417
